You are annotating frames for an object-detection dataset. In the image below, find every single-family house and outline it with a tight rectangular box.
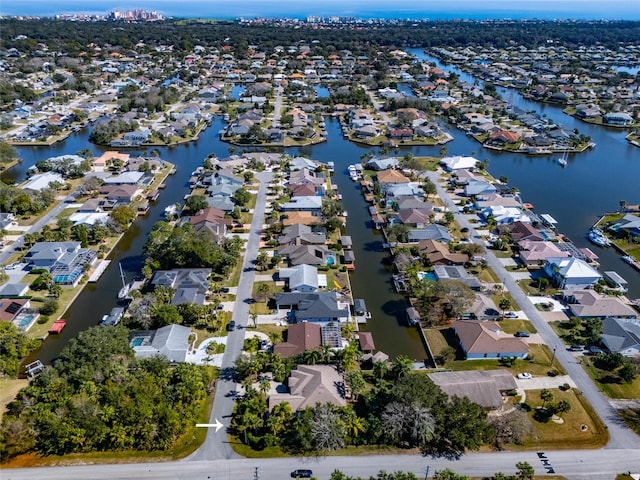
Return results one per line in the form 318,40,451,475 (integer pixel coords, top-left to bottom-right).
454,320,529,360
517,240,570,266
433,265,482,289
24,241,97,287
187,207,232,243
600,317,640,357
130,324,191,362
21,172,65,193
408,224,452,243
544,257,602,289
275,291,350,323
498,222,544,242
268,364,346,411
440,156,479,172
562,290,637,319
277,244,336,267
278,223,327,246
281,196,323,215
482,205,530,225
428,370,518,410
279,264,325,292
609,214,640,238
273,322,322,358
418,239,469,266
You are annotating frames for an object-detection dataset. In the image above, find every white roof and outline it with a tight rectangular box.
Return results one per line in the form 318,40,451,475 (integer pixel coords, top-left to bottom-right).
103,171,145,184
21,172,65,192
549,257,602,279
69,212,110,226
440,156,479,170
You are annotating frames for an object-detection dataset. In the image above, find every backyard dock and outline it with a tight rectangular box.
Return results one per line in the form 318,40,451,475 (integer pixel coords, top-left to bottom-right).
88,260,111,282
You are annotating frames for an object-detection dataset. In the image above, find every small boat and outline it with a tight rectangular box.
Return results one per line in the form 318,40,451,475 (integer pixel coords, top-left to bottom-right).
163,204,178,218
557,149,568,167
48,318,66,334
622,255,635,265
587,229,610,247
100,307,125,326
118,263,131,300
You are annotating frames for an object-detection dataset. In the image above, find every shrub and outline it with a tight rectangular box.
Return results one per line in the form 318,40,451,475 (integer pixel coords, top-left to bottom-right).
39,298,59,316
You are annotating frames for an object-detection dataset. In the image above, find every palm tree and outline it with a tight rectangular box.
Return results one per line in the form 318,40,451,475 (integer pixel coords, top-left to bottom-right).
555,400,571,418
303,349,321,365
259,378,271,396
268,331,282,345
540,388,554,409
256,252,269,271
498,297,511,319
373,360,389,380
341,407,365,443
320,344,333,364
391,355,413,380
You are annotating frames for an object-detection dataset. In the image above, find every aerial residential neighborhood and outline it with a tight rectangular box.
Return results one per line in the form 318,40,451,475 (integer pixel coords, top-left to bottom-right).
0,7,639,480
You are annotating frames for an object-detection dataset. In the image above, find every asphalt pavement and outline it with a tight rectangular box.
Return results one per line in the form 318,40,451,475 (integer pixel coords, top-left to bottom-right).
187,170,273,462
426,170,640,450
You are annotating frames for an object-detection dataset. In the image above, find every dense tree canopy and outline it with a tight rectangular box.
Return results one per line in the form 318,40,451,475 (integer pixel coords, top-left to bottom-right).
0,326,212,458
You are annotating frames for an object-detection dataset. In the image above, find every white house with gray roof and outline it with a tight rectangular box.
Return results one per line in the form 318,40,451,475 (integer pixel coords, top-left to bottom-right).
601,318,640,357
130,324,191,362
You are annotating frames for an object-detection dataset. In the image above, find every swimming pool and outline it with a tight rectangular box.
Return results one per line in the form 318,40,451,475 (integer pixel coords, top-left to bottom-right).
14,314,37,331
417,271,437,282
131,338,144,347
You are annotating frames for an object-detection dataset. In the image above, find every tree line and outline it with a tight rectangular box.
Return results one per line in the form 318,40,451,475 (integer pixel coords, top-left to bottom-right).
230,350,494,457
1,19,639,58
0,326,212,458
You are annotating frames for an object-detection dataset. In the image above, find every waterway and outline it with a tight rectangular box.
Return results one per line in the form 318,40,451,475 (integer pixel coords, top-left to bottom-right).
407,48,640,299
7,51,640,363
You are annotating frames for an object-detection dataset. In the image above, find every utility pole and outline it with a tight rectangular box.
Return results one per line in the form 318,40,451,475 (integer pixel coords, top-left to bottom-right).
424,465,430,480
254,467,260,480
550,345,557,367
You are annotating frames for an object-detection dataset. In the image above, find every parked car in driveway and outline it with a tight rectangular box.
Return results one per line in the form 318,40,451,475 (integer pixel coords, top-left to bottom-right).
514,331,530,337
517,372,532,380
504,311,518,318
588,345,605,355
569,345,585,352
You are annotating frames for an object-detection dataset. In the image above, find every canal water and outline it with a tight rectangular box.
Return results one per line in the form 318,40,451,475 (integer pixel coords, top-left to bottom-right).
6,52,640,363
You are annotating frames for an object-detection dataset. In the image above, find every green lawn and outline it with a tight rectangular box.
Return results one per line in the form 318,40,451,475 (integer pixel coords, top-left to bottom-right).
424,328,564,376
519,388,608,450
498,319,538,335
582,360,640,399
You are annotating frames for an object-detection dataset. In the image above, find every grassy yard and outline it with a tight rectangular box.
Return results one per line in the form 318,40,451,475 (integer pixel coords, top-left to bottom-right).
498,319,538,335
424,327,564,376
619,409,640,435
518,388,608,450
582,360,640,399
0,378,29,419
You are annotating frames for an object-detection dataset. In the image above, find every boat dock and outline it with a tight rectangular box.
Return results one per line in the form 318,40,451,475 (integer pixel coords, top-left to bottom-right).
88,260,111,282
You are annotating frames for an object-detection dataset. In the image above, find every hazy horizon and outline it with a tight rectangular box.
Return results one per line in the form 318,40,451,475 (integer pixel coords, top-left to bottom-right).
1,0,639,20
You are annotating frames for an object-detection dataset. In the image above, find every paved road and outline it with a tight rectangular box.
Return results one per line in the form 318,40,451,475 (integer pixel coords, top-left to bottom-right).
4,449,639,480
426,170,640,450
271,85,284,128
187,170,273,462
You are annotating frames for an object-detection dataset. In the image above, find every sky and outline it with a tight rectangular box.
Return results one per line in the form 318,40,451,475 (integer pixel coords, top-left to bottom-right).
1,0,638,20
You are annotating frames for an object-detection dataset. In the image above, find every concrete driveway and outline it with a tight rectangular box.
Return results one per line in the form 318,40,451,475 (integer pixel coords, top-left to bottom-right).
515,374,577,390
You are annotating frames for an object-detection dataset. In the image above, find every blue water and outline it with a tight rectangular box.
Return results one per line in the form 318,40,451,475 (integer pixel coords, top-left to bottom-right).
17,314,35,329
417,271,437,282
131,337,144,347
1,0,637,20
315,86,330,98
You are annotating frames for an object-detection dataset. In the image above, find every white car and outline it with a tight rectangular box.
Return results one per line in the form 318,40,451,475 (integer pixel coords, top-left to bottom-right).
504,312,518,318
517,372,532,380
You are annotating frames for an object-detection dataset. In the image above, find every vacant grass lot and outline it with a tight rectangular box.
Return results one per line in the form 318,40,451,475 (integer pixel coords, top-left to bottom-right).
518,388,608,450
582,360,640,399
